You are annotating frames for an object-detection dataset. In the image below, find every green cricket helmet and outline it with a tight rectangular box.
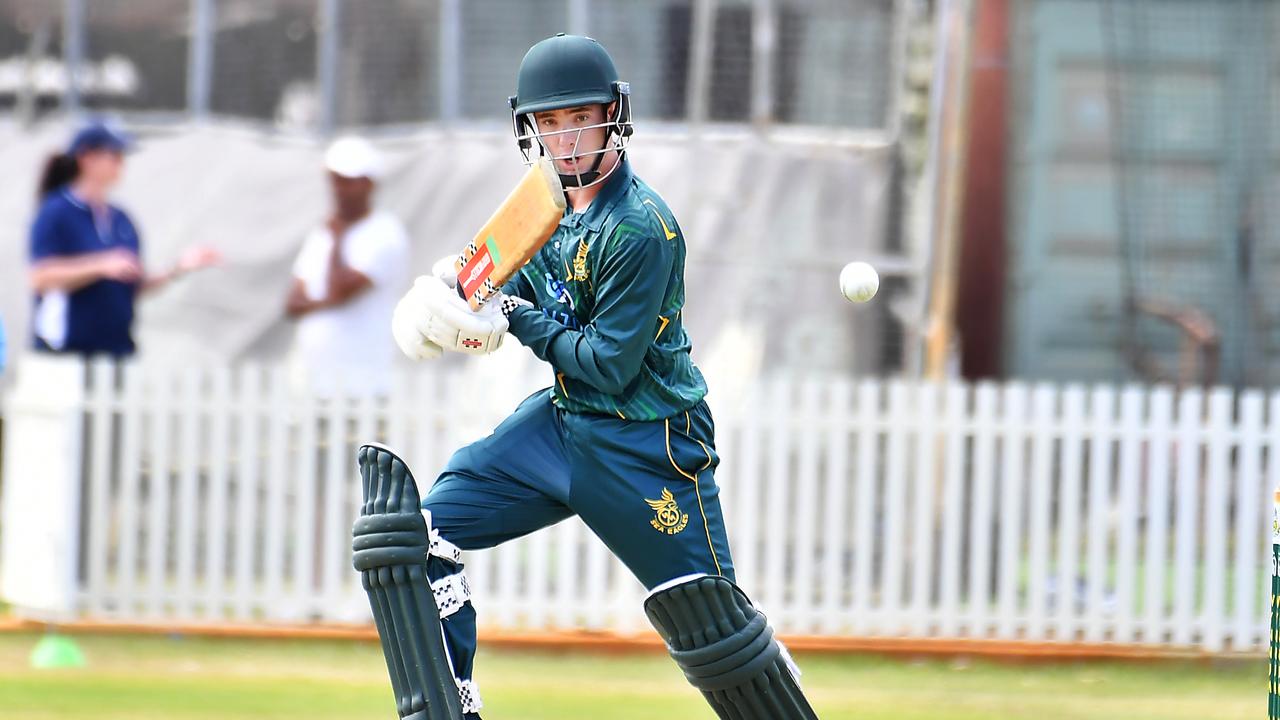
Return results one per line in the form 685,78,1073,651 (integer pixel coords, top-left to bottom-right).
509,33,633,188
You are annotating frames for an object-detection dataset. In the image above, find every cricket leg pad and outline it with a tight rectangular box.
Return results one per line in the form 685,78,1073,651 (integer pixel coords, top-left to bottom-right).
645,575,819,720
354,444,468,720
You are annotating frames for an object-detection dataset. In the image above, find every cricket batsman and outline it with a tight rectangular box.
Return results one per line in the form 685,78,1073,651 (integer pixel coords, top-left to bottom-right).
352,34,818,720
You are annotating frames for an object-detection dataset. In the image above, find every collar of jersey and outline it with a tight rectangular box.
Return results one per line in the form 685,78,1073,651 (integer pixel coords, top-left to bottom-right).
559,157,633,233
61,187,115,218
61,187,90,211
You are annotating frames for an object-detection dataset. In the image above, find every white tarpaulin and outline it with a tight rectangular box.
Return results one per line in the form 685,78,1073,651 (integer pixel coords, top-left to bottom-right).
0,121,893,395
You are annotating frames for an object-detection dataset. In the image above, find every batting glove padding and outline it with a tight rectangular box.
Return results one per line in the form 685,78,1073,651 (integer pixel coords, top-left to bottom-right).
431,254,459,288
418,274,508,355
391,276,444,361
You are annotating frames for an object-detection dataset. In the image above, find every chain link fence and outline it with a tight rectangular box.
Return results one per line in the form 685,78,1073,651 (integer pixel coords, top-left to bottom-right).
337,0,439,126
209,0,317,125
84,0,189,113
0,0,904,133
0,1,63,118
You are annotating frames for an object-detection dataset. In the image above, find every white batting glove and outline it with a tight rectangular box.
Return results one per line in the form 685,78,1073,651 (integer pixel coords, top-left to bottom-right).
391,277,444,361
431,254,458,288
420,275,508,355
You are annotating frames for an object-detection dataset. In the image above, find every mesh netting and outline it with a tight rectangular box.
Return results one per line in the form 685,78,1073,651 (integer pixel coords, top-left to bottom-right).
210,0,319,124
0,0,902,132
334,0,441,126
83,0,189,113
1102,0,1279,386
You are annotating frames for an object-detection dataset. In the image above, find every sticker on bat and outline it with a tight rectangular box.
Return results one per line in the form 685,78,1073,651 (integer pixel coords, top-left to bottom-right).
458,235,506,301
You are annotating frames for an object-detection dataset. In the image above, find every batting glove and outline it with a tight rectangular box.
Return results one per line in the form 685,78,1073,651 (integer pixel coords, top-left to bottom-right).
391,276,444,361
431,254,459,289
420,275,508,355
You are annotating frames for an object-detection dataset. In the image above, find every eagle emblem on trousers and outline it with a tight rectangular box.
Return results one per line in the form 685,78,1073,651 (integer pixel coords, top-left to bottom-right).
646,487,689,535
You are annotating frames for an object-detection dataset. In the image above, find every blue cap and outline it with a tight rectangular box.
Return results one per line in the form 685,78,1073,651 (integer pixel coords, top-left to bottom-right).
67,121,132,155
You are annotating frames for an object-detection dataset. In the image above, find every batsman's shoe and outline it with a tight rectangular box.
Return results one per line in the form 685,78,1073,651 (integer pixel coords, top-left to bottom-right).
646,575,819,720
354,444,467,720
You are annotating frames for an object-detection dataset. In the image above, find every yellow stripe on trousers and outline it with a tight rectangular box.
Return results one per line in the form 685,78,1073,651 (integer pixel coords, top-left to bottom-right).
664,418,720,576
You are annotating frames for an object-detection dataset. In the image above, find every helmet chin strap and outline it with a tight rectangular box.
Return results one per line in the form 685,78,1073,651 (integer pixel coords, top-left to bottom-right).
558,146,609,188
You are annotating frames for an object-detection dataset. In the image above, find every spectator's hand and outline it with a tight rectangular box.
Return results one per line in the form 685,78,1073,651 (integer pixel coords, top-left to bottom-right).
95,249,144,283
174,245,222,275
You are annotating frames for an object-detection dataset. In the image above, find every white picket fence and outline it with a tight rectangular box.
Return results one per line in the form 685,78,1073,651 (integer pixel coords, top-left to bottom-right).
1,355,1276,653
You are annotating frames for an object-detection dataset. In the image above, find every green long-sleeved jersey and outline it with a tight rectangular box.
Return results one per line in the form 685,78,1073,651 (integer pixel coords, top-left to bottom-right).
503,159,706,421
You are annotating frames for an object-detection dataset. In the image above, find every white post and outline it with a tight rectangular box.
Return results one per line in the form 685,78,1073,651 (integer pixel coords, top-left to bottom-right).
62,0,85,114
750,0,775,128
187,0,214,119
16,18,52,127
0,356,87,618
686,0,717,128
851,379,880,634
438,0,462,124
568,0,590,36
316,0,341,135
881,380,909,634
967,382,997,637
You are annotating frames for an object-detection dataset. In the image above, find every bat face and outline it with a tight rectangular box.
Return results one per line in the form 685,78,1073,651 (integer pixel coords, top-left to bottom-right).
455,157,566,310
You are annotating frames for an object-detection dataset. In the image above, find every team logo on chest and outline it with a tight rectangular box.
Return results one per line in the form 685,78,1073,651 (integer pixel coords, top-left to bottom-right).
544,272,575,310
645,487,689,535
572,239,590,282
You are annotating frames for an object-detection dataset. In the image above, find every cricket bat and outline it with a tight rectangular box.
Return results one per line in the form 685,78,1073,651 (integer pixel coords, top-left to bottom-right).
455,157,566,310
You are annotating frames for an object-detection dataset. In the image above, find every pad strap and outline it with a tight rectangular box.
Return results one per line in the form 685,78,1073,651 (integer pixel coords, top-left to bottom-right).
456,678,482,714
428,527,464,564
431,572,471,619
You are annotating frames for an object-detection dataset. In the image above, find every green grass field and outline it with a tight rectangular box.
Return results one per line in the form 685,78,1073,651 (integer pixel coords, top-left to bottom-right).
0,631,1262,719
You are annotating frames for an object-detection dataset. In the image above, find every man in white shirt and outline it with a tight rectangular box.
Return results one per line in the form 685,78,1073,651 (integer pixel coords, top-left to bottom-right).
286,137,409,397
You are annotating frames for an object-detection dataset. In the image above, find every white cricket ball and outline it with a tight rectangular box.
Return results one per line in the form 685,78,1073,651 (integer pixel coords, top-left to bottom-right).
839,261,879,303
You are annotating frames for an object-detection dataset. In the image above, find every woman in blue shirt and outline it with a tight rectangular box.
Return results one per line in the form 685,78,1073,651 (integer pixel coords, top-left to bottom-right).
28,122,220,356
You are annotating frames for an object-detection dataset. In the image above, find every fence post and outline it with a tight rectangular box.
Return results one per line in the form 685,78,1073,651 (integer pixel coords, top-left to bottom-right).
16,18,52,127
438,0,462,124
316,0,342,135
62,0,86,114
686,0,717,128
0,356,87,618
568,0,590,36
187,0,214,120
750,0,776,128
